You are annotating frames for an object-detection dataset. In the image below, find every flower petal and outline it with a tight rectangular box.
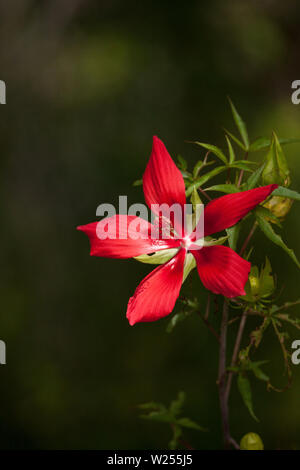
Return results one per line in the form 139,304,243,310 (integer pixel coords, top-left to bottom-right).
77,215,181,259
191,245,251,297
143,136,186,233
126,248,186,325
198,184,278,237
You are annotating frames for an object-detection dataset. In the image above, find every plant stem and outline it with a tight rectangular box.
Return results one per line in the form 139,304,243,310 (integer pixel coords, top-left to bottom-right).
239,221,258,256
225,309,248,402
237,151,248,187
218,300,239,449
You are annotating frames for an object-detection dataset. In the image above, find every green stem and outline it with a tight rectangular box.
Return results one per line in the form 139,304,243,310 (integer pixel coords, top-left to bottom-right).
218,300,239,449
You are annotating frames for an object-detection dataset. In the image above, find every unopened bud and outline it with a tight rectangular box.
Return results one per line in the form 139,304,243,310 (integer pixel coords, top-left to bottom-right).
240,432,264,450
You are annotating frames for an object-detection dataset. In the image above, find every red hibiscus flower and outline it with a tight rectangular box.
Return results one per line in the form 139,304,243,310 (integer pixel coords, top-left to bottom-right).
78,136,277,325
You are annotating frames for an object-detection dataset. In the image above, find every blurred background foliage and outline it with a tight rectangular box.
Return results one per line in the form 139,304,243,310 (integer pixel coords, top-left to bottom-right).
0,0,300,449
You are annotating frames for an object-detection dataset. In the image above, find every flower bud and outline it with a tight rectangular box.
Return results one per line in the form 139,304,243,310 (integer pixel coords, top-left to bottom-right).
263,195,293,221
262,132,290,186
240,432,264,450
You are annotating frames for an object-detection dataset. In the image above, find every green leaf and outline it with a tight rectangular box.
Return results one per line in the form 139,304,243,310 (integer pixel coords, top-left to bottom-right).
249,137,300,152
262,132,290,185
226,223,241,251
191,187,202,211
237,373,259,421
225,135,235,164
133,178,143,186
224,128,246,151
255,206,282,227
204,184,239,193
134,249,178,265
169,424,182,450
228,97,250,150
249,137,272,152
176,417,207,431
185,166,227,196
192,142,228,164
169,391,186,417
259,257,275,298
228,161,256,172
193,160,203,179
203,235,229,247
249,361,270,382
256,214,300,269
182,253,197,283
138,402,166,412
244,163,266,190
177,154,187,171
166,311,193,333
272,186,300,201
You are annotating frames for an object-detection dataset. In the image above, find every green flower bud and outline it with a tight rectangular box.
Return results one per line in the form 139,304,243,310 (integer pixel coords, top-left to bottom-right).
240,432,264,450
263,195,293,221
262,132,290,186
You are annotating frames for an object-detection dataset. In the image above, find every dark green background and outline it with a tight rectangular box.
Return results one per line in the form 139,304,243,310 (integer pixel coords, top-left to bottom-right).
0,0,299,449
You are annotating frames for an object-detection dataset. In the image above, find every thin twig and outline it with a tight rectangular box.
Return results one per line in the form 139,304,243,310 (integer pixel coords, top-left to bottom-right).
218,300,238,448
225,309,248,402
237,151,248,187
198,312,220,343
239,221,258,256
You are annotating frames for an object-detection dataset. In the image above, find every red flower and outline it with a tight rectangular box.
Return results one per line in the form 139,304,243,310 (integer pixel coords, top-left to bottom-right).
78,136,277,325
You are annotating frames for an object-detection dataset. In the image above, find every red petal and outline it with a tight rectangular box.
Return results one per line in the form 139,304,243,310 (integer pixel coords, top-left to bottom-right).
143,136,186,233
199,184,277,237
126,248,186,325
77,215,181,259
191,245,251,298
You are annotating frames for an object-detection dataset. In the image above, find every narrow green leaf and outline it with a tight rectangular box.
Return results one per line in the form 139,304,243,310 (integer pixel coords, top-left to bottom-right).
228,97,250,150
176,417,207,431
185,166,227,196
226,223,241,251
192,142,228,164
224,128,246,151
256,214,300,269
237,374,259,421
166,311,193,333
177,154,187,171
250,137,300,152
193,160,203,179
169,391,186,417
245,163,266,190
249,137,272,152
182,253,197,283
255,206,282,227
229,161,256,171
204,184,239,193
133,179,143,186
226,135,235,164
272,186,300,201
203,235,229,247
134,249,178,265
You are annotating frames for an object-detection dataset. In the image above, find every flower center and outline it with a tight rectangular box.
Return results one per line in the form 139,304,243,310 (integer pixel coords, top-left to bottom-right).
181,235,192,250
